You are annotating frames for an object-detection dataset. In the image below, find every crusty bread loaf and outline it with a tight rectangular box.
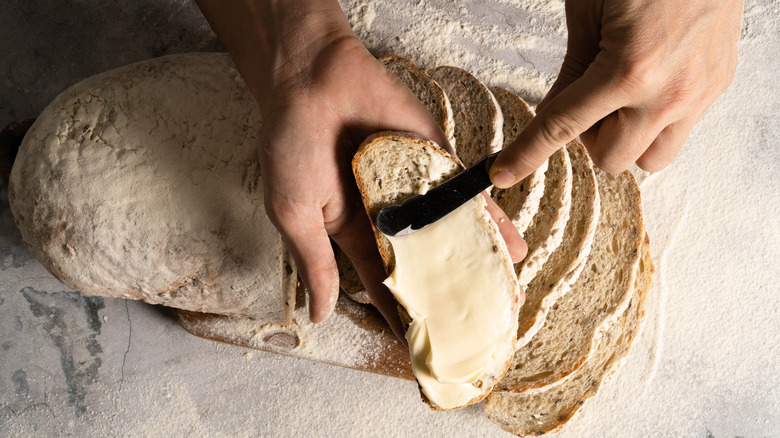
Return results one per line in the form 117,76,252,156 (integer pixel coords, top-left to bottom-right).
379,55,456,147
496,169,644,393
485,236,653,436
489,87,547,235
508,140,600,351
352,131,521,410
8,53,294,323
429,66,503,167
515,147,573,287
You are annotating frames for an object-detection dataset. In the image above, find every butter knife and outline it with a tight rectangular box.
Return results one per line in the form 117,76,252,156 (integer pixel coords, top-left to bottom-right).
375,152,498,237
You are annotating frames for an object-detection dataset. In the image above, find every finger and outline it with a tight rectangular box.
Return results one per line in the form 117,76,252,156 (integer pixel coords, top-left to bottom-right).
266,200,340,324
636,117,696,172
352,56,453,154
329,201,406,341
537,0,603,113
482,193,528,263
490,59,631,188
588,108,666,173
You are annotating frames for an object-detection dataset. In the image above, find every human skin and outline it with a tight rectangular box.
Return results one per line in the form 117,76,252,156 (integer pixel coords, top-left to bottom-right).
195,0,525,333
489,0,744,187
196,0,741,328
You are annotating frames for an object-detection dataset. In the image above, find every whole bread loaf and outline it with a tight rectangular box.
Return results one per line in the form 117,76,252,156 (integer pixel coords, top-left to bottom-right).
9,53,294,323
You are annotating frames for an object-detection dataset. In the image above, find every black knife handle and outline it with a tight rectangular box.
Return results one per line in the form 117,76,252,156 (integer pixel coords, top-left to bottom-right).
376,152,498,237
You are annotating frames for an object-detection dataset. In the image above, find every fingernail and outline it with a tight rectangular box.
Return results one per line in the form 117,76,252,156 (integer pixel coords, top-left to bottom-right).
490,169,516,189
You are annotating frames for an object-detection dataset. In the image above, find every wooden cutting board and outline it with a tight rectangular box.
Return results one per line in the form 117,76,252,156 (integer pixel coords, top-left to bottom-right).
175,291,415,381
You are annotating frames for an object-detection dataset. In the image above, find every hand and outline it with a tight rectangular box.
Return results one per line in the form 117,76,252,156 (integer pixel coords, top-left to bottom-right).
197,0,526,333
490,0,743,187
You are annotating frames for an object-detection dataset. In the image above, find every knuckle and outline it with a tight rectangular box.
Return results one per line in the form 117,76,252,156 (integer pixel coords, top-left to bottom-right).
537,112,580,147
616,59,659,94
264,194,300,230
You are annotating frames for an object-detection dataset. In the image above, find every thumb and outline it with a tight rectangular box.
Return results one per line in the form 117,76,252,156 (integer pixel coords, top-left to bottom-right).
490,53,626,188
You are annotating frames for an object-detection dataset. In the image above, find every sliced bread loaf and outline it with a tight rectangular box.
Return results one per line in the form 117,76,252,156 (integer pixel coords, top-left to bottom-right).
379,55,456,147
485,236,653,436
352,131,522,410
515,147,573,287
429,66,503,167
489,87,547,236
496,169,644,393
505,140,600,353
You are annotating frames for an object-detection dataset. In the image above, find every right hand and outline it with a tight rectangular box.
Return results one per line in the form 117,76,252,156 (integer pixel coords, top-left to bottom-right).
490,0,743,187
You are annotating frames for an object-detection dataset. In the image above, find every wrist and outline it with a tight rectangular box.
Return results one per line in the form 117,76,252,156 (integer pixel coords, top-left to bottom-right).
198,0,356,111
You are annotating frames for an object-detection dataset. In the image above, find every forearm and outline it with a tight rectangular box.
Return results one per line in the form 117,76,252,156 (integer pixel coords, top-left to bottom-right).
195,0,354,106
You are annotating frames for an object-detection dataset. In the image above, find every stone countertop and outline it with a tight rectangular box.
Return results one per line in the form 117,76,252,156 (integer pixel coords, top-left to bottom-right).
2,1,779,436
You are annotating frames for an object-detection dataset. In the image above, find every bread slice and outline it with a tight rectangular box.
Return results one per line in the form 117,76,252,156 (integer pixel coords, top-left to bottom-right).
485,236,653,436
495,169,644,393
429,66,503,167
515,147,573,287
352,131,522,410
379,55,456,147
8,53,293,323
503,140,600,354
335,244,371,304
338,55,459,304
489,87,547,235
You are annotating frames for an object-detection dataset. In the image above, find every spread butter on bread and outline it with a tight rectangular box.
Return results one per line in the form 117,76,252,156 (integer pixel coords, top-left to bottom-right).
352,132,522,410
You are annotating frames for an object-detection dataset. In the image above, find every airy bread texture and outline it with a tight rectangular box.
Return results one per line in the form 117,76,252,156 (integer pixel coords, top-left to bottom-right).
496,169,644,393
8,53,292,323
489,87,547,235
429,66,503,167
485,236,653,436
352,131,522,410
515,147,573,287
509,140,600,352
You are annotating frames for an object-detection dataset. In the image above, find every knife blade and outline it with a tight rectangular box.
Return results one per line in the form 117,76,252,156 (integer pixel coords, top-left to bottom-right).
375,152,499,237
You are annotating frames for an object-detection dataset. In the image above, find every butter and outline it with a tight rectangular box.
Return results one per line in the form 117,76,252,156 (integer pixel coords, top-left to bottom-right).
383,195,518,409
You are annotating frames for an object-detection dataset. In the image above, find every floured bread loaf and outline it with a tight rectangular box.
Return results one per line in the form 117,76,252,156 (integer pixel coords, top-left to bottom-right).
486,236,653,436
8,53,295,323
489,87,547,236
430,66,503,167
352,132,522,410
496,169,644,393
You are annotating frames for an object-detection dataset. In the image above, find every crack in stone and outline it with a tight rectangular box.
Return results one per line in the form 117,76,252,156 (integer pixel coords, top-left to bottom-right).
120,299,132,389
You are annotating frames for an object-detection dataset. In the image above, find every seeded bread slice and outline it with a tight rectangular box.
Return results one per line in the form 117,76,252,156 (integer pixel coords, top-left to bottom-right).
429,66,503,167
502,140,600,355
379,55,456,147
496,169,644,393
489,87,548,235
485,236,653,436
515,147,573,287
352,131,522,410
